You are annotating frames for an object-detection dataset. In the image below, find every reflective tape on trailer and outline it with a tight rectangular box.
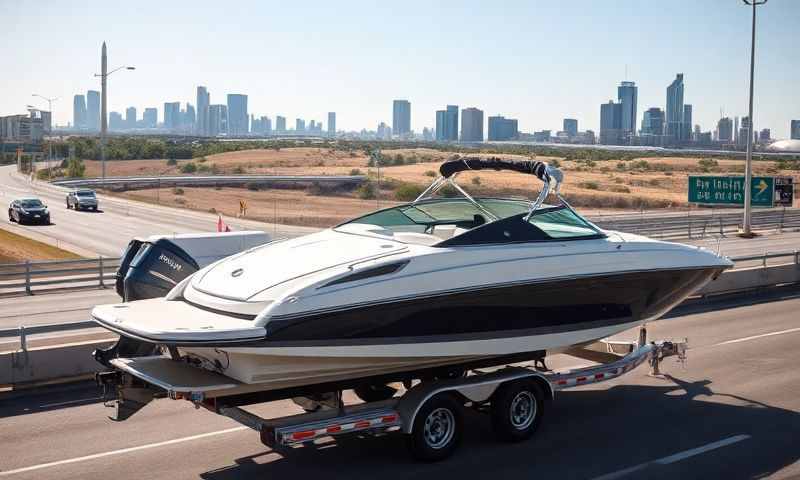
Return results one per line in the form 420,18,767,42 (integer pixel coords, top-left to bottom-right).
279,413,401,445
550,349,654,390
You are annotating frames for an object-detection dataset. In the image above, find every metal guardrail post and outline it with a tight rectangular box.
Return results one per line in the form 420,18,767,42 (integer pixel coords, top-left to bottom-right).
763,252,768,268
98,256,105,288
25,260,32,295
19,326,27,352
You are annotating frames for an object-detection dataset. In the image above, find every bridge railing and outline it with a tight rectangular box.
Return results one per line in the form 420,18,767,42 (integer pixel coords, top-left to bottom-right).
0,257,121,296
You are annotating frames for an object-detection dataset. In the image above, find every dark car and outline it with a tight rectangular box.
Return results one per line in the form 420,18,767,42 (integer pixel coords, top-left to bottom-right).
8,198,51,225
66,189,99,211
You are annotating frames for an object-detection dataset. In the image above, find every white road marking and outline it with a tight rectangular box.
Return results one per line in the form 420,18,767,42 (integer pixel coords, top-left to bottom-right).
712,327,800,347
0,426,247,476
592,434,750,480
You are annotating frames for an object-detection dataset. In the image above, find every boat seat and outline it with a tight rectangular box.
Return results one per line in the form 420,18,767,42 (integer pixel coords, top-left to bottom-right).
393,232,441,246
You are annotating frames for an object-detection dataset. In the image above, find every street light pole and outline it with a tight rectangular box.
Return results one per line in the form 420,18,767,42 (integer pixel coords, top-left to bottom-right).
741,0,767,237
31,94,58,168
94,41,135,180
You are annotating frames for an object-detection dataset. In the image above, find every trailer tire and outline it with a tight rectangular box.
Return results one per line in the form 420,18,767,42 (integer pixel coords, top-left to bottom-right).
406,393,462,462
490,379,544,442
354,384,397,403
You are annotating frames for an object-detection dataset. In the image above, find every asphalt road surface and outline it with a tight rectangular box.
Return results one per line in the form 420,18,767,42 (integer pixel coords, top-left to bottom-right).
0,165,316,257
2,164,799,259
1,294,799,479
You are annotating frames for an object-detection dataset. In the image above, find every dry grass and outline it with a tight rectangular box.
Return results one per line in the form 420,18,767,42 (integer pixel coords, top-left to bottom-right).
0,228,83,263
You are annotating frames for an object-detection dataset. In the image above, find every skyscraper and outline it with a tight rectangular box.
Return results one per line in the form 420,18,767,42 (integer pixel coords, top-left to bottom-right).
563,118,578,137
435,105,458,141
487,116,518,141
460,107,484,142
196,86,210,136
791,120,800,140
208,104,227,136
185,103,196,131
73,95,87,129
599,100,623,145
682,105,693,142
739,116,752,147
327,112,336,137
86,90,100,132
109,112,123,131
296,118,305,132
641,108,665,136
665,74,684,140
716,117,733,142
143,108,157,128
125,107,137,130
617,81,638,138
163,102,180,131
435,110,446,141
226,94,248,136
276,116,286,133
392,100,411,137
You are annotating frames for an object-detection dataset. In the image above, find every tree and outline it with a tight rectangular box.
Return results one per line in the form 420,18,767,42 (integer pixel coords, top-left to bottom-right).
66,156,85,178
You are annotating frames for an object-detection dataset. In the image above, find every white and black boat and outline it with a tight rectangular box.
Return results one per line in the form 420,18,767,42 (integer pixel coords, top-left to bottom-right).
92,157,731,394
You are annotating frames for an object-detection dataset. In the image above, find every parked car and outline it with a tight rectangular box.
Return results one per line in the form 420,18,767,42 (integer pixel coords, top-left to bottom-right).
66,189,99,211
8,197,51,225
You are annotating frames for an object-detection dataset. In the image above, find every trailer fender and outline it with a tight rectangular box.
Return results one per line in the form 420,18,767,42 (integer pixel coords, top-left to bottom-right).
397,367,553,434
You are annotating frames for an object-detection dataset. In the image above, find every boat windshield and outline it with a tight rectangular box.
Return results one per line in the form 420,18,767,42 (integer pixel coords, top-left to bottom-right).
338,197,602,245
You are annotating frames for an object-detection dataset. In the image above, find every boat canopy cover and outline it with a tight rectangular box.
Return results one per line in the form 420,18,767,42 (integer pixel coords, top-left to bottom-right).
439,157,549,182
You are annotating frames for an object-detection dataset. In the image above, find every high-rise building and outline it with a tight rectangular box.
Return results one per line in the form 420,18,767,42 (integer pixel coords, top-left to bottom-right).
276,116,286,133
460,107,484,142
791,120,800,140
717,117,733,142
73,95,87,129
296,118,305,132
665,74,684,139
392,100,411,137
617,81,638,137
143,108,157,128
109,111,124,131
185,103,196,131
682,105,693,142
40,111,51,133
327,112,336,137
599,100,623,145
163,102,180,131
739,116,752,146
196,87,210,136
759,128,770,143
487,115,518,141
640,108,665,136
434,105,458,142
226,94,248,135
563,118,578,137
86,90,100,131
208,104,227,136
125,107,137,129
377,122,392,140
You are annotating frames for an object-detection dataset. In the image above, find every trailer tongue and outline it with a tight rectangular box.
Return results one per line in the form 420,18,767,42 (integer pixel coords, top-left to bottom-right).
96,326,687,461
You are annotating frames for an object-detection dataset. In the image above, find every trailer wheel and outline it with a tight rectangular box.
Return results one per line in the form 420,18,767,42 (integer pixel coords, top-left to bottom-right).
406,393,462,461
354,384,397,403
490,379,545,442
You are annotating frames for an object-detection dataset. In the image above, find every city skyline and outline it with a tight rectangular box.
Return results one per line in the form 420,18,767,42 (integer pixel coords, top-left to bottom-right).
3,0,799,138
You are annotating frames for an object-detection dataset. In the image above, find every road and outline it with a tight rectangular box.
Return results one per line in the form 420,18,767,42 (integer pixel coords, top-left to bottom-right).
2,164,799,259
1,294,799,479
0,165,316,257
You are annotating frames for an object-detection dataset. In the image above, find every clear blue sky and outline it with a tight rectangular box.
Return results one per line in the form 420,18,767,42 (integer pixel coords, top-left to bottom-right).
3,0,798,138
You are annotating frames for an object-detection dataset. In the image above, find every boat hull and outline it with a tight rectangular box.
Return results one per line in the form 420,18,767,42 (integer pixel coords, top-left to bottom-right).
181,266,723,386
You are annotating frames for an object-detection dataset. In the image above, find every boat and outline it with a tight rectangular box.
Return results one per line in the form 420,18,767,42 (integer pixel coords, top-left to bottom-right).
92,157,732,394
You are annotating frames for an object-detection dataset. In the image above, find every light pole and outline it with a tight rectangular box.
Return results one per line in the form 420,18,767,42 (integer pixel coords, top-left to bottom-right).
741,0,767,237
31,94,58,168
94,41,135,179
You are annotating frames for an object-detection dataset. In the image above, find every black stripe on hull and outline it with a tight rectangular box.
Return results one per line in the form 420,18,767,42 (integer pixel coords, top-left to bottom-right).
258,267,722,347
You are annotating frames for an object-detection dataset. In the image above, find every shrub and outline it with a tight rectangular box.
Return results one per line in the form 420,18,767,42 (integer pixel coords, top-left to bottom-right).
349,168,363,176
197,156,207,163
648,178,661,187
698,158,718,172
599,166,611,173
395,183,424,201
424,170,437,177
173,187,184,195
471,176,482,186
579,181,600,190
180,162,197,174
356,181,377,199
166,158,178,166
232,165,246,174
616,162,626,171
197,163,211,173
549,158,561,168
392,154,405,166
174,197,186,205
208,207,217,214
609,185,631,193
66,156,85,178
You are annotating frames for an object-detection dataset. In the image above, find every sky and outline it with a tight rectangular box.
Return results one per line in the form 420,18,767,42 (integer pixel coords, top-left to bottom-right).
3,0,799,138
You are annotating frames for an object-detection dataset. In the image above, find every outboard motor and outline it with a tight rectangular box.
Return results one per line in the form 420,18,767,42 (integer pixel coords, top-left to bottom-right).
122,238,199,301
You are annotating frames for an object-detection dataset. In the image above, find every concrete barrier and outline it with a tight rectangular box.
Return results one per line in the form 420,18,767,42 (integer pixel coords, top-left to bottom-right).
698,263,800,296
0,339,114,386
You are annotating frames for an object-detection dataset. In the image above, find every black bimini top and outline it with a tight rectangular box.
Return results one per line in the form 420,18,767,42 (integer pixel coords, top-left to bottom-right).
439,157,550,182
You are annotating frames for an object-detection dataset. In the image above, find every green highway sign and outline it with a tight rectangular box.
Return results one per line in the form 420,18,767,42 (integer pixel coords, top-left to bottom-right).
688,176,775,207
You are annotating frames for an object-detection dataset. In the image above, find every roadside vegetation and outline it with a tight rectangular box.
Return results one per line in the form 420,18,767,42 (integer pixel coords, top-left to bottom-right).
0,228,82,263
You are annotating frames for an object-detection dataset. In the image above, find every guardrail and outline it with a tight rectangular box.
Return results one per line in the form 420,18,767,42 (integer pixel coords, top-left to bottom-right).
591,208,800,240
52,174,366,190
0,257,120,296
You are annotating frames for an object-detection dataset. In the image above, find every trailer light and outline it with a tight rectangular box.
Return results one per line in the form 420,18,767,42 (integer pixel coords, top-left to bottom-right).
326,425,342,433
354,420,371,429
292,431,316,441
381,414,398,423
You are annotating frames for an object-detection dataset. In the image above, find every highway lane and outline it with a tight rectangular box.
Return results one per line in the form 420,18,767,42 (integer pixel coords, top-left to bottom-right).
3,165,799,260
1,296,799,479
0,290,118,329
0,165,317,257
